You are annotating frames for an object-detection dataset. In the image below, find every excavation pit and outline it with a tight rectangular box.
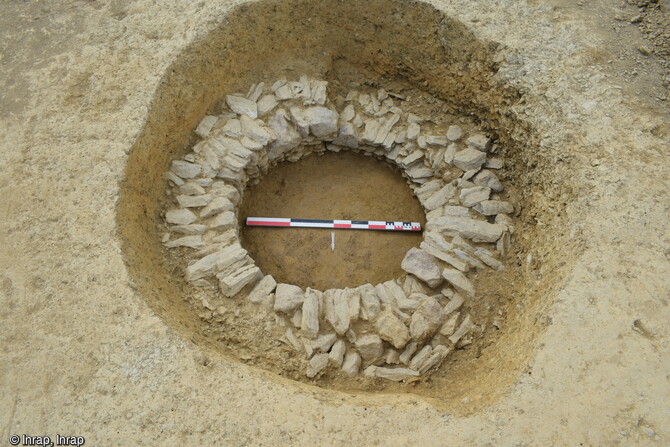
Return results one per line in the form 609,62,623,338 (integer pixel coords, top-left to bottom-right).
117,0,574,413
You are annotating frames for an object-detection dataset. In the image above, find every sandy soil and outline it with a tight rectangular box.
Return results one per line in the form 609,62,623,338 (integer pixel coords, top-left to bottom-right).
1,0,669,446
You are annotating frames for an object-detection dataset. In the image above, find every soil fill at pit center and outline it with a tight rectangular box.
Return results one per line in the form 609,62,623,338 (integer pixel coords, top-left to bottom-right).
239,151,426,290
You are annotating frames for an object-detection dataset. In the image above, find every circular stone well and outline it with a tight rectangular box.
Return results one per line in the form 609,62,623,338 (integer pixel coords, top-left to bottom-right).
117,0,574,412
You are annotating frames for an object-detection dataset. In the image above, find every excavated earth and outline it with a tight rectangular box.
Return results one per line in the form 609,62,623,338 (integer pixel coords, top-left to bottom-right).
1,0,669,445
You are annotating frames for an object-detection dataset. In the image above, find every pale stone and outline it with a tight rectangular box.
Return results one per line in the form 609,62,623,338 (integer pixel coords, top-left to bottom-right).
444,143,458,165
399,341,418,365
402,275,430,296
485,158,504,169
444,206,471,217
226,95,258,118
495,213,515,230
186,244,247,281
474,200,513,216
426,135,448,146
383,280,407,303
328,339,346,367
165,171,185,186
306,353,329,378
165,235,205,249
355,334,384,361
442,293,465,315
291,309,302,328
210,182,241,204
200,196,234,218
346,288,361,322
283,328,303,353
402,150,424,167
166,209,197,225
422,184,457,211
409,345,433,370
303,106,338,138
300,336,314,358
274,83,294,100
240,114,276,145
266,109,301,160
442,268,475,299
475,248,505,271
171,160,201,179
342,350,362,376
415,179,441,201
459,186,490,208
449,314,474,345
221,118,242,138
333,121,358,148
419,345,451,374
340,104,355,121
409,296,444,342
473,169,503,192
374,283,397,307
407,165,433,181
385,348,400,364
406,122,420,140
325,289,351,335
361,119,380,143
397,297,420,312
209,211,236,231
309,80,328,105
301,288,321,339
274,283,305,313
312,333,337,352
179,182,205,196
440,312,460,336
171,224,207,235
218,265,262,297
246,82,265,102
359,284,381,320
401,248,443,288
446,125,462,141
407,113,423,123
248,275,277,304
453,147,487,171
420,240,469,272
364,366,419,381
257,94,278,117
195,115,218,138
373,113,400,145
374,309,410,349
453,249,486,270
497,231,512,256
432,215,505,243
466,134,490,152
177,194,212,208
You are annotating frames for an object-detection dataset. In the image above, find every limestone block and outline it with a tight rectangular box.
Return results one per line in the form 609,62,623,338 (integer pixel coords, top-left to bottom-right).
401,248,443,288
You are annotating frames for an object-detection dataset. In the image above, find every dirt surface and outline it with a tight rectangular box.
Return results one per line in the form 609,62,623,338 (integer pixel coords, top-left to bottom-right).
240,151,425,290
1,0,670,446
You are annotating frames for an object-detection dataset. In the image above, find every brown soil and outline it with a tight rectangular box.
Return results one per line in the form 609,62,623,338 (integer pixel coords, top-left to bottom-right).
239,151,426,290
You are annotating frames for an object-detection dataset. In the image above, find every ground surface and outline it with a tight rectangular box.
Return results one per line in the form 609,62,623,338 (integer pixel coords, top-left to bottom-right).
1,0,669,446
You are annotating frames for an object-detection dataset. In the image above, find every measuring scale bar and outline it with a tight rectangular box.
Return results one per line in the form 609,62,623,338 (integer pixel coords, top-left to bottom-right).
246,217,421,232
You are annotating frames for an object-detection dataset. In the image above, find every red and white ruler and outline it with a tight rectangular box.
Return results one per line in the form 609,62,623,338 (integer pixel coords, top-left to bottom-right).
246,217,421,232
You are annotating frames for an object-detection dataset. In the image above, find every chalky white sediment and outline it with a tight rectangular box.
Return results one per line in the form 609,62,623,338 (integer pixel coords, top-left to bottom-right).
161,78,514,380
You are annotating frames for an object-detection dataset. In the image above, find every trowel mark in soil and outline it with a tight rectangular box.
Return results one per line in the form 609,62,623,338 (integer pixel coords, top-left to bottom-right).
239,151,426,290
